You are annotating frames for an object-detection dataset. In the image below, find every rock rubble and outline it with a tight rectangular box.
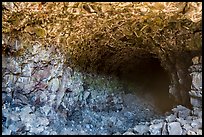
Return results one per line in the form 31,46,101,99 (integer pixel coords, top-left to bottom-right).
2,42,202,135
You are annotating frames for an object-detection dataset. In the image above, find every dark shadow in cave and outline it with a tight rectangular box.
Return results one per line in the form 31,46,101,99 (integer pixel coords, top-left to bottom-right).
116,55,177,113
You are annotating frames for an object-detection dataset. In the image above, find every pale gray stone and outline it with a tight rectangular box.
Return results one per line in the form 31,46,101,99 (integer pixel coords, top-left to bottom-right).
109,116,117,125
182,123,192,131
191,72,202,90
192,107,202,118
20,106,33,115
151,119,164,124
189,90,202,98
190,118,202,129
178,109,191,119
167,122,182,135
49,131,57,135
176,118,188,126
5,74,17,87
48,78,60,92
30,126,45,134
123,131,135,135
10,113,20,121
22,63,33,77
2,128,11,135
9,59,21,74
133,124,149,135
112,132,121,135
172,105,191,118
116,119,123,127
16,77,31,89
187,129,202,135
149,122,163,135
161,122,168,135
40,105,51,116
190,97,202,108
20,113,36,125
84,92,90,100
39,91,48,102
165,114,176,122
37,117,49,126
8,121,24,133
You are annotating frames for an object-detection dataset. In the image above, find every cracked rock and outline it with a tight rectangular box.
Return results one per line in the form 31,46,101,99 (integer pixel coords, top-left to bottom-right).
167,122,182,135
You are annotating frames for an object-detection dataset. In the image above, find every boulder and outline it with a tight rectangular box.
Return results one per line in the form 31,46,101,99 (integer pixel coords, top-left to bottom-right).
190,97,202,108
161,122,168,135
149,122,163,135
167,122,182,135
48,78,60,92
133,124,149,135
171,105,191,118
123,131,135,135
190,118,202,129
165,114,176,122
191,72,202,90
187,129,202,135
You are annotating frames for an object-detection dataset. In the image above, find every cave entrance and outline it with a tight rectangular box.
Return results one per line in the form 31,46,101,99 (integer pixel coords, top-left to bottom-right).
116,55,177,113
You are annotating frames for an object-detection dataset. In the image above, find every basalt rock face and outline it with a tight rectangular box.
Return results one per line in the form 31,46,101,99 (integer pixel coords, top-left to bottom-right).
2,2,202,105
2,43,165,135
188,56,202,108
2,43,202,135
2,2,202,135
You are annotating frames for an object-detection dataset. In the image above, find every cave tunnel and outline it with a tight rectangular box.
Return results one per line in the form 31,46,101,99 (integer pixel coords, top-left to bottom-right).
80,48,179,113
115,54,177,113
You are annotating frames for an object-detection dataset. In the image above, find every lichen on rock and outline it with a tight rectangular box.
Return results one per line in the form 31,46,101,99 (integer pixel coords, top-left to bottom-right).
2,2,202,135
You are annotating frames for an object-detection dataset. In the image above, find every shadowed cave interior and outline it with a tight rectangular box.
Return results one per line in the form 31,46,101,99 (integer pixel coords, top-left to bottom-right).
81,51,178,113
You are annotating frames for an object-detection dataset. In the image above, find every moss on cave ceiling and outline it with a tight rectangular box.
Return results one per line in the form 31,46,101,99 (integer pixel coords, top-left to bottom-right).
2,2,202,73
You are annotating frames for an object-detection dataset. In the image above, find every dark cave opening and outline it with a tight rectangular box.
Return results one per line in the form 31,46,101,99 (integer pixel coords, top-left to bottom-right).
115,55,177,113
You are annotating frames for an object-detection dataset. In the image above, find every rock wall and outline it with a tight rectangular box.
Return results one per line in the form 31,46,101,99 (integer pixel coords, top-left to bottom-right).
2,42,160,135
188,56,202,108
2,41,202,135
118,55,202,135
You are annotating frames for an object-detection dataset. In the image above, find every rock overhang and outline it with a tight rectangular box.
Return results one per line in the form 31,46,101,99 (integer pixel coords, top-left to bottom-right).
2,2,202,106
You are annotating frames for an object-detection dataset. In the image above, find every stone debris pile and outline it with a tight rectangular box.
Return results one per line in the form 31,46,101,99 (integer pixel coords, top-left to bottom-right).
118,104,202,135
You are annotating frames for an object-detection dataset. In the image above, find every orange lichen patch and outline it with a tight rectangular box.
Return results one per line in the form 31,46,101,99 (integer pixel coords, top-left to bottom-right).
2,2,202,72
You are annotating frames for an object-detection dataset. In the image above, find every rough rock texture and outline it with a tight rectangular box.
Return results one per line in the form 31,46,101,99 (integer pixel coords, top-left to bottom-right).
188,56,202,108
2,43,164,135
2,2,202,135
2,40,202,135
2,2,202,106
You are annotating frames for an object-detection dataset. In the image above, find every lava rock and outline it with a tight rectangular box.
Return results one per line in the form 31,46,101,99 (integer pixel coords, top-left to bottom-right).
192,107,202,118
165,114,176,122
112,132,121,135
161,122,168,135
187,128,202,135
133,124,149,135
40,105,51,116
191,72,202,90
190,97,202,108
167,122,183,135
189,90,202,98
2,128,12,135
149,122,163,135
182,123,192,131
48,78,60,92
172,105,191,118
123,131,135,135
190,118,202,129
